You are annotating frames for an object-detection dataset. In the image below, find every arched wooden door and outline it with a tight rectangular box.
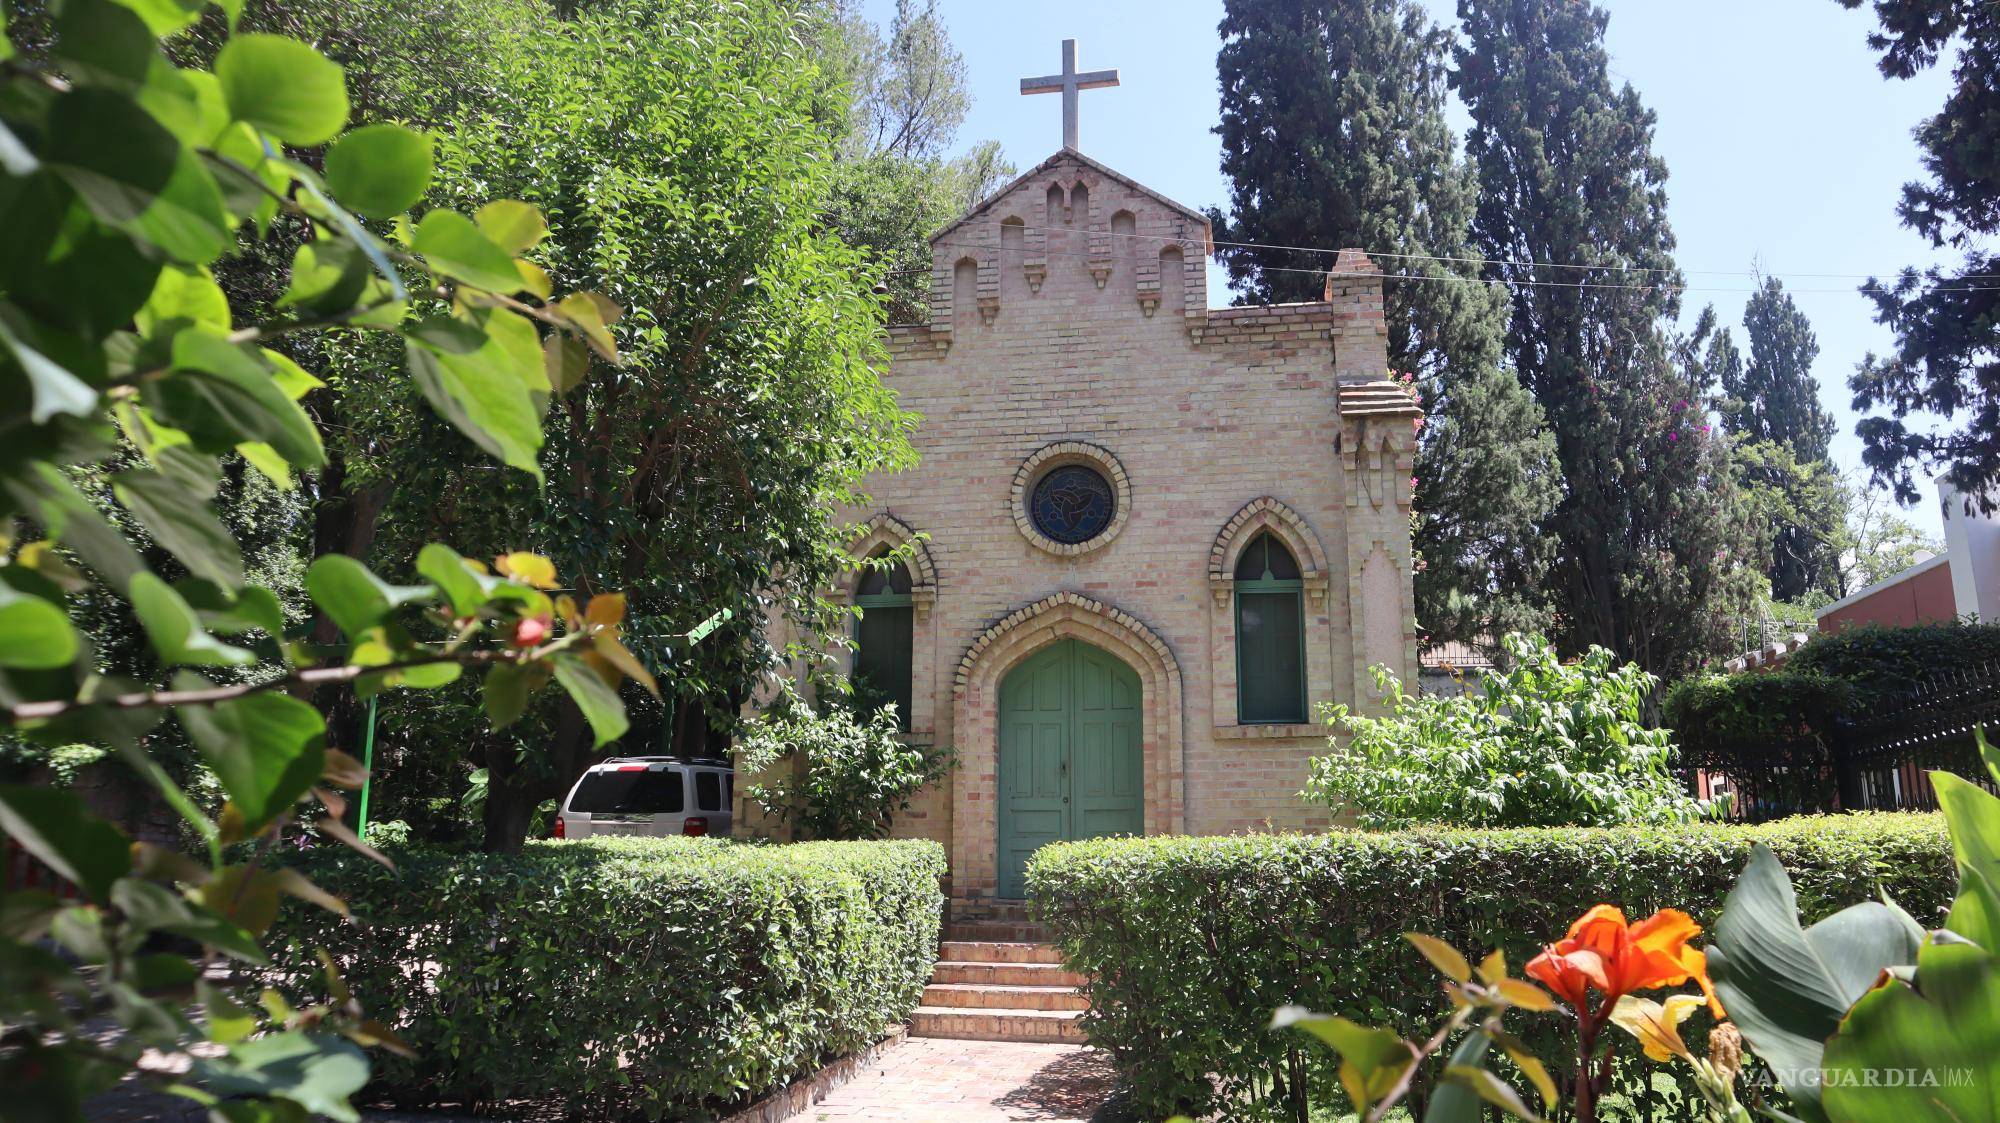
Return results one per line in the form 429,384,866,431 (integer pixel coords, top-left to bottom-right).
996,638,1143,898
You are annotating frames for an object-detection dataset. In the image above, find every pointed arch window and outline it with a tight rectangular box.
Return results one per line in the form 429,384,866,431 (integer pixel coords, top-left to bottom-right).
853,548,914,730
1234,533,1306,723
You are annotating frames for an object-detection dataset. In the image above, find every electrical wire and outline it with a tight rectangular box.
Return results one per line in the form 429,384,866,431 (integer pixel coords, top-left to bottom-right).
884,230,2000,296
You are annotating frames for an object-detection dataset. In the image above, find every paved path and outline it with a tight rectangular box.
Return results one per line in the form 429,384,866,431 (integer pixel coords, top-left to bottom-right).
808,1038,1124,1123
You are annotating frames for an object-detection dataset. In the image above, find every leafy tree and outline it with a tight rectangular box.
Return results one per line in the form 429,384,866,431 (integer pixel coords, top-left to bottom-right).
325,0,920,851
1306,634,1714,829
1210,0,1557,651
1703,278,1845,601
1835,476,1944,596
0,2,655,1115
817,0,1013,321
1454,0,1759,677
1840,0,2000,512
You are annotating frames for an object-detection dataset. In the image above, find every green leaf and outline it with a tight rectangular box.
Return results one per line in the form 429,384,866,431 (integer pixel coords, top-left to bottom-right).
106,0,207,37
543,332,589,396
134,266,231,337
137,62,229,149
181,581,287,639
130,572,255,666
235,441,293,488
109,879,264,962
53,0,157,88
0,310,99,423
473,200,547,255
1442,1064,1542,1123
46,88,229,265
1421,1029,1492,1123
278,239,369,315
0,785,131,901
1707,844,1923,1115
260,349,324,399
554,655,627,747
411,209,522,293
0,579,81,669
322,123,433,220
1271,1006,1414,1117
1936,771,2000,949
195,1033,369,1123
176,683,326,831
2,465,146,592
415,544,491,617
1821,941,2000,1123
482,661,533,728
1405,933,1471,983
214,35,348,146
405,313,546,479
114,469,245,588
153,329,325,468
304,554,431,640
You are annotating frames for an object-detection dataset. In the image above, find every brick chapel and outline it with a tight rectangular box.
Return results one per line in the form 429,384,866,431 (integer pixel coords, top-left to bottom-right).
747,43,1422,909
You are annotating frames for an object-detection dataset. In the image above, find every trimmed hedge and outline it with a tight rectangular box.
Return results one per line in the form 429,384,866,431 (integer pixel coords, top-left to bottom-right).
1786,619,2000,706
1027,815,1953,1121
274,837,944,1119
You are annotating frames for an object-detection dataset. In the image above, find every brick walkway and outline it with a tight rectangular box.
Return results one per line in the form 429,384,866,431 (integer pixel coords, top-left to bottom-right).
807,1037,1123,1122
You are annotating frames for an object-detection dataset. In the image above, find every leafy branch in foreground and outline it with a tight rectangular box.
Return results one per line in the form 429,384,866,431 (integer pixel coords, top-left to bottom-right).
0,0,661,1118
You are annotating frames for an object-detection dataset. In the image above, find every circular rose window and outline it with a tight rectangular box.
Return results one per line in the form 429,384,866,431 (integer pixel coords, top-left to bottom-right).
1011,442,1131,556
1031,465,1116,544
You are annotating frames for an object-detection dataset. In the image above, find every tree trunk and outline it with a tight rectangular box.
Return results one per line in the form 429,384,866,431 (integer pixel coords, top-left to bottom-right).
306,452,392,762
480,696,592,852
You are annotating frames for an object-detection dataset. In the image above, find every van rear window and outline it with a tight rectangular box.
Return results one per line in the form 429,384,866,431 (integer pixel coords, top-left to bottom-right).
695,771,721,811
569,769,683,815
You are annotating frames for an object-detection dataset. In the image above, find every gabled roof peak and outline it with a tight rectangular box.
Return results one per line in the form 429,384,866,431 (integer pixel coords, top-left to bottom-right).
930,148,1213,254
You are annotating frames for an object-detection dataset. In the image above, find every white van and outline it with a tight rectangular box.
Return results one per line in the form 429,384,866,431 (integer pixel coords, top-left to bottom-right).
554,757,733,839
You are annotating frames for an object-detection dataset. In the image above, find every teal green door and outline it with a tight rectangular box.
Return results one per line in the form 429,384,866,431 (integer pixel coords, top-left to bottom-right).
997,639,1143,898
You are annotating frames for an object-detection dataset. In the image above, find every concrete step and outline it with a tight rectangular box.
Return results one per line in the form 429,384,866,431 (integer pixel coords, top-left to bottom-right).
920,982,1088,1012
944,922,1050,943
931,960,1089,988
938,940,1064,965
909,1005,1086,1044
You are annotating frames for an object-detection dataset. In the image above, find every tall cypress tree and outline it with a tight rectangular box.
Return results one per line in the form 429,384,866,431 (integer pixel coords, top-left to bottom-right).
1715,278,1844,601
1841,0,2000,511
1455,0,1758,676
1211,0,1557,650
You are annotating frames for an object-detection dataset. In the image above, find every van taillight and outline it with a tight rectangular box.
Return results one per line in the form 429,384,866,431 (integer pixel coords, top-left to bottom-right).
682,817,708,837
552,816,566,839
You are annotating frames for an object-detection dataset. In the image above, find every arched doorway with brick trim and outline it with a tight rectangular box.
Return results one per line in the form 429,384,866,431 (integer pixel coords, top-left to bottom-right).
952,592,1184,905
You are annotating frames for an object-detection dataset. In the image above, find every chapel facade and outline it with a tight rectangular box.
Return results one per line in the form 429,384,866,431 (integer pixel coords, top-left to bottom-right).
747,138,1422,909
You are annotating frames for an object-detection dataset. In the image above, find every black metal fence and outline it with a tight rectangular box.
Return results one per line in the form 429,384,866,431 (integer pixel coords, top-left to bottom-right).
1678,661,2000,821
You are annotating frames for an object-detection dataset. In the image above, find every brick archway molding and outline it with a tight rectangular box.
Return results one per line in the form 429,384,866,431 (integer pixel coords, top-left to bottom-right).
951,591,1185,902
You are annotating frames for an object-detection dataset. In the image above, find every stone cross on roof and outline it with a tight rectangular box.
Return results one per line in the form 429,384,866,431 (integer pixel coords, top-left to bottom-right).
1020,39,1118,152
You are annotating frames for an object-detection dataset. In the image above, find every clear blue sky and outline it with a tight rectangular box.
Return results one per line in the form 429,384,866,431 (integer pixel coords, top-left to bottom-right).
860,0,1959,536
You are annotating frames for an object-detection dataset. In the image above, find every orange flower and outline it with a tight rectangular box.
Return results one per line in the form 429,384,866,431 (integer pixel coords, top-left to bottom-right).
1525,905,1723,1018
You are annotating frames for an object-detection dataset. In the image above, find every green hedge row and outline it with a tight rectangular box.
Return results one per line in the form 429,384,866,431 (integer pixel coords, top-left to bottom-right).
274,837,945,1120
1027,815,1954,1121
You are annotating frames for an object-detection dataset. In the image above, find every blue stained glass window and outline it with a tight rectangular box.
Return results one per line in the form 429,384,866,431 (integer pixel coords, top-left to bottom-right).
1031,465,1115,544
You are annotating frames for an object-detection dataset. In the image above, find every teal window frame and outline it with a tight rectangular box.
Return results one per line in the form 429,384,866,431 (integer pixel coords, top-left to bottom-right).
1233,538,1308,725
853,562,914,731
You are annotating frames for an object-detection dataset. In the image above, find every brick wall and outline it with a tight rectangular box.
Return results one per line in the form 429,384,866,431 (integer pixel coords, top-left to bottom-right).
743,151,1418,900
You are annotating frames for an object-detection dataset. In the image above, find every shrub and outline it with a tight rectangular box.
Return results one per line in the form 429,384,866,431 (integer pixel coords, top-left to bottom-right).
737,697,953,840
273,837,945,1118
1786,619,2000,707
1307,634,1710,828
1027,815,1954,1121
1662,670,1857,752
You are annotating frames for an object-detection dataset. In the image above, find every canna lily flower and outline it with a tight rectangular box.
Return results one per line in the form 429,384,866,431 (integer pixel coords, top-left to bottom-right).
1525,905,1723,1017
1609,993,1704,1062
